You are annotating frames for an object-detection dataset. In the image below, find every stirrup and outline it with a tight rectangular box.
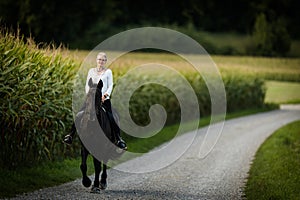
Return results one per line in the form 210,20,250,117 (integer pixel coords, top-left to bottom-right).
63,134,73,145
116,140,127,150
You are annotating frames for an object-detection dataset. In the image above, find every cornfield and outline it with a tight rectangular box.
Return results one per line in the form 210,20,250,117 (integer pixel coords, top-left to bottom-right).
0,30,79,168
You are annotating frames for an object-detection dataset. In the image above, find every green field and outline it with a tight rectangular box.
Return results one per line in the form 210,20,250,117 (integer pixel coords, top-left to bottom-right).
67,51,300,83
213,55,300,82
265,81,300,104
245,120,300,200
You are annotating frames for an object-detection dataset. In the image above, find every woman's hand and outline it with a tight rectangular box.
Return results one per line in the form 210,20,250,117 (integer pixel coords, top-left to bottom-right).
102,93,109,102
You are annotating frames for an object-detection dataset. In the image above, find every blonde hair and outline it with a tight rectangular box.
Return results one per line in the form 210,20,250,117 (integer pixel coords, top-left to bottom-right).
97,52,107,60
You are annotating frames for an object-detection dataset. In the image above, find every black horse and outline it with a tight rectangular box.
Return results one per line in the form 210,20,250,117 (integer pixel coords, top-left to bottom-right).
74,78,124,193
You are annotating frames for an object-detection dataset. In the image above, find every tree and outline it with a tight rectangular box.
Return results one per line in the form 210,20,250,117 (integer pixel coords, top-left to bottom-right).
271,18,291,56
252,13,273,56
251,13,291,56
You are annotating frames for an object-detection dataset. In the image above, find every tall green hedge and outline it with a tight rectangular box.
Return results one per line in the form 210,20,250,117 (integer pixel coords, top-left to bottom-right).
116,73,266,127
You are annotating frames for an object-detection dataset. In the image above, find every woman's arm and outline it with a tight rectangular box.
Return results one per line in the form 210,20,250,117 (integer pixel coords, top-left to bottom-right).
85,69,92,94
104,69,113,97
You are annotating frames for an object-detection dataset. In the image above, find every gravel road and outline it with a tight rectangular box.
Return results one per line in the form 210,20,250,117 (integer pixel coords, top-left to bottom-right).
8,105,300,200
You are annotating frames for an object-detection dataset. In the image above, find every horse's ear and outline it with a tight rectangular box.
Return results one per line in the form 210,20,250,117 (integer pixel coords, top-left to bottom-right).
98,79,103,89
88,78,93,87
96,80,103,99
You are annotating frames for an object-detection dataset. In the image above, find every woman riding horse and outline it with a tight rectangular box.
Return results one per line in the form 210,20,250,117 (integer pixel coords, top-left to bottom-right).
63,52,126,192
64,52,126,150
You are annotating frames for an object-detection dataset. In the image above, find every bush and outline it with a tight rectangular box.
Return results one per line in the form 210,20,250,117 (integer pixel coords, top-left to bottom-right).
223,75,266,112
112,72,266,128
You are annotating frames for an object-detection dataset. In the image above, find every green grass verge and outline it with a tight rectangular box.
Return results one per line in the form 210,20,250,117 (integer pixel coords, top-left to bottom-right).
245,120,300,200
265,81,300,104
0,157,93,198
0,107,275,198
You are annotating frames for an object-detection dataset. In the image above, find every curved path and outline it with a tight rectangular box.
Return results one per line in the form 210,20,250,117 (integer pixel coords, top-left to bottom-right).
9,105,300,200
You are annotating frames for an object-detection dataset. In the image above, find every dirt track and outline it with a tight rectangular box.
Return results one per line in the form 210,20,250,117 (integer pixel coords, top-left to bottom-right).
9,105,300,200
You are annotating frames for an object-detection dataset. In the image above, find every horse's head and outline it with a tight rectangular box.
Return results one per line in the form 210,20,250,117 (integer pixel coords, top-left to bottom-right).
83,78,103,123
80,79,124,161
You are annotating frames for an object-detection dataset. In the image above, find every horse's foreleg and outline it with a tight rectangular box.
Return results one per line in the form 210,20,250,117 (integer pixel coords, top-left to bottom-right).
93,157,101,188
100,163,107,189
80,146,92,187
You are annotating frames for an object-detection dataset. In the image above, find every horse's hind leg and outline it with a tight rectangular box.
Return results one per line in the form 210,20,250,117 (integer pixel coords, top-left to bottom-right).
80,146,92,187
100,163,107,189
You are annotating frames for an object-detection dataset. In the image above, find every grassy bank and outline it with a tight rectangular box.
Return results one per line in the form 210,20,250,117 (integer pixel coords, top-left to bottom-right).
245,120,300,200
0,158,89,198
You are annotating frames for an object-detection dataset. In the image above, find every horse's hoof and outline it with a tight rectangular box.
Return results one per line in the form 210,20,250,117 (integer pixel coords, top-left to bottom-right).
90,185,101,194
100,181,107,190
82,176,92,187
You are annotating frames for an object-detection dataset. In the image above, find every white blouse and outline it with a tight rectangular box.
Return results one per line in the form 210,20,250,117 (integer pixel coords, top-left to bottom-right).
85,68,113,99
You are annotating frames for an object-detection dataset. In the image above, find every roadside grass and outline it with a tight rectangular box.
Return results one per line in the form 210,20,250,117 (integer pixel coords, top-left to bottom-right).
265,81,300,104
0,157,94,198
245,120,300,200
0,107,273,198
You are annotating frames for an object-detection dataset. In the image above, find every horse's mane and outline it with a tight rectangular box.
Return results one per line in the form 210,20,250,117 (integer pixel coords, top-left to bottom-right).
95,79,103,115
80,78,103,129
85,78,103,114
